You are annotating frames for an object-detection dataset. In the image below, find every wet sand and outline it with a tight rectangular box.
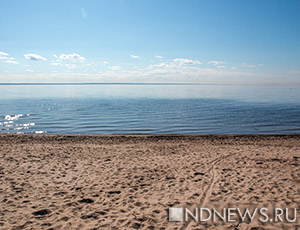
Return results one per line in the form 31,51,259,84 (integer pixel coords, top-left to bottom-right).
0,134,299,229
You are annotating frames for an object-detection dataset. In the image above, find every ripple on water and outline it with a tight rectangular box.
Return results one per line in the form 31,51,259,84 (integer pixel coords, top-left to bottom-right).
1,114,44,133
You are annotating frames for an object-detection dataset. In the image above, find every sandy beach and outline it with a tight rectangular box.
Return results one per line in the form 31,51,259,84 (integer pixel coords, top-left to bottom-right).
0,134,299,230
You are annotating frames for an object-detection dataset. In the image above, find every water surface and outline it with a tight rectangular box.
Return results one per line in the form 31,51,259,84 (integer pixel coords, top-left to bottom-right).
0,84,299,134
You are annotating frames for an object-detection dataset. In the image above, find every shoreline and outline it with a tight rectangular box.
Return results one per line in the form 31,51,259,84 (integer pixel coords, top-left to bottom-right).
1,133,300,146
1,134,299,229
1,133,300,138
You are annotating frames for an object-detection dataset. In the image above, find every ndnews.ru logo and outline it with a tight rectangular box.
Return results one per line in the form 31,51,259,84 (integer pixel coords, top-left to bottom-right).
169,207,298,223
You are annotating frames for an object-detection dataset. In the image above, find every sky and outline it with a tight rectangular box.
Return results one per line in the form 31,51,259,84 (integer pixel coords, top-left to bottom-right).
0,0,299,84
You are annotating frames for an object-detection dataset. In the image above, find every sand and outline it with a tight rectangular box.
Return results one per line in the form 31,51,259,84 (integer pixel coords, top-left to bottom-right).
0,134,299,230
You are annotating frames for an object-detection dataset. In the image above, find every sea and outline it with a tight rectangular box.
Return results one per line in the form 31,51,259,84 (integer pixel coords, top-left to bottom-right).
0,84,299,134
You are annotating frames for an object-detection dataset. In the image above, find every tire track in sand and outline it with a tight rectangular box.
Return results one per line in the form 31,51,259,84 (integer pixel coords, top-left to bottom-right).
180,152,238,230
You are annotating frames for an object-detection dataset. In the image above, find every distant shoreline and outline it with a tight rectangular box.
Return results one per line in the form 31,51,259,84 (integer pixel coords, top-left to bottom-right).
0,83,299,85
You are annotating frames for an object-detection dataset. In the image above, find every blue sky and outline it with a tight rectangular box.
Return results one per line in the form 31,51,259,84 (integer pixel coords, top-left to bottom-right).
0,0,299,83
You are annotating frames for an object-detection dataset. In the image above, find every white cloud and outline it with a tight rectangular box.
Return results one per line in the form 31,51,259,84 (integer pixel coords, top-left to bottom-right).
173,58,202,65
25,69,34,72
207,61,225,66
5,60,19,64
241,63,264,68
24,53,47,61
65,63,79,69
131,55,141,59
0,51,9,56
50,62,80,69
288,70,300,74
50,54,88,69
108,65,120,71
0,64,272,84
51,62,63,66
145,59,259,82
0,51,15,60
149,62,176,69
57,53,85,62
81,8,88,19
1,53,279,84
0,51,9,57
242,63,255,68
0,51,17,63
155,55,163,59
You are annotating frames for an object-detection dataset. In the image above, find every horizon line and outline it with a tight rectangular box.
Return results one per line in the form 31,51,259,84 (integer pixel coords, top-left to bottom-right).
0,82,299,86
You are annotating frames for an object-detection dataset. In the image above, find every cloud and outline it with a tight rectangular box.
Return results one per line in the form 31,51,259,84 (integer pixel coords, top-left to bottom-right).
288,70,300,74
51,62,63,66
0,51,9,57
242,63,255,68
131,55,141,59
108,65,120,71
56,53,85,62
81,8,88,19
25,69,34,72
5,60,19,64
241,63,264,68
173,58,202,65
1,53,277,84
65,63,79,69
145,59,259,82
0,63,271,84
24,53,47,61
51,54,87,69
0,51,15,60
207,61,225,66
149,62,176,69
51,61,82,69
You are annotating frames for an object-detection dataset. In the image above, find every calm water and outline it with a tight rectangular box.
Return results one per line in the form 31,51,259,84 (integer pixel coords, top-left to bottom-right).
0,84,299,134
